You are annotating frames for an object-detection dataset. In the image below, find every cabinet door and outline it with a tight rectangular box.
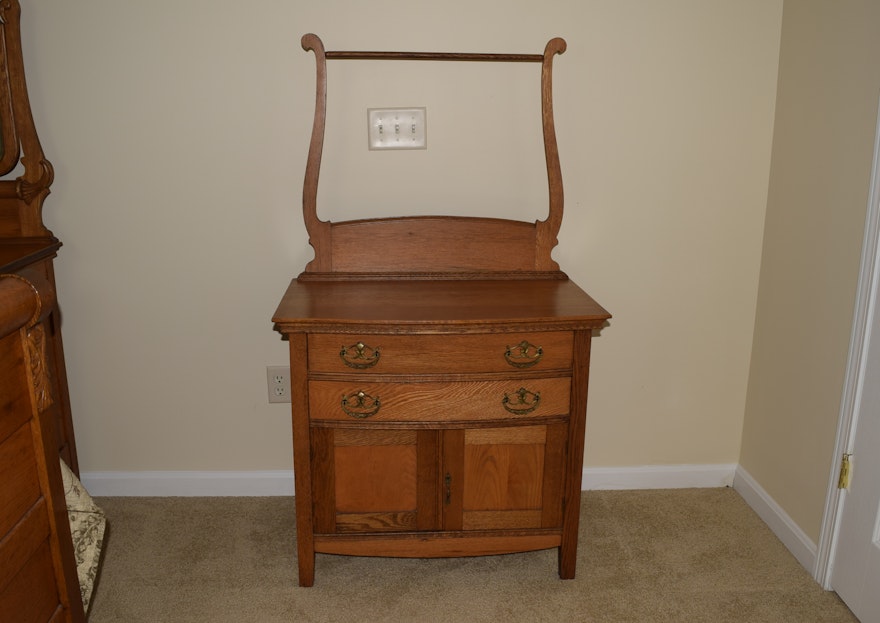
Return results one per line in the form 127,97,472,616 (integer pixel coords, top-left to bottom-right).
311,427,441,533
443,423,568,531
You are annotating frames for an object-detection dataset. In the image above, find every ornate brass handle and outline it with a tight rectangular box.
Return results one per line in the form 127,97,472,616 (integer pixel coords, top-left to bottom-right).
502,387,541,415
504,341,543,368
340,341,380,369
341,390,381,419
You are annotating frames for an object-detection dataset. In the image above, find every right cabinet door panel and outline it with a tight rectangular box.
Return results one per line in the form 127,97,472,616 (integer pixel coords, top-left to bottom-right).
445,422,568,531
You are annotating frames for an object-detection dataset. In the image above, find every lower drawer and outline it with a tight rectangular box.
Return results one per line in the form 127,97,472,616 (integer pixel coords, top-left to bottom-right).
309,377,571,423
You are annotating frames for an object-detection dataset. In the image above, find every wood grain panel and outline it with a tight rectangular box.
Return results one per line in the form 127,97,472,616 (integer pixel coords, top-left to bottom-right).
328,216,538,274
289,333,317,586
314,531,561,558
465,425,546,445
0,541,61,623
0,332,29,445
541,422,568,528
559,330,592,579
335,512,418,533
334,444,417,513
333,428,416,446
0,422,40,538
441,429,464,531
462,510,543,530
463,438,544,511
0,499,49,590
310,427,335,533
416,431,441,531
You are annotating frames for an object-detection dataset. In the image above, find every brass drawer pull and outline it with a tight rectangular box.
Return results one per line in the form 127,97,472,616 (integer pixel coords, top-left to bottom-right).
502,387,541,415
341,390,381,419
504,340,543,368
340,341,380,369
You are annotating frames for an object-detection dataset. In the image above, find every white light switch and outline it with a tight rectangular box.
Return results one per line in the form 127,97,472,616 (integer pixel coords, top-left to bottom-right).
368,107,426,150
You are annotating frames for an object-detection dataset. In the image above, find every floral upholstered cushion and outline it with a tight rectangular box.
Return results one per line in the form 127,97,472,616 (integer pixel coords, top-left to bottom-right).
60,459,106,612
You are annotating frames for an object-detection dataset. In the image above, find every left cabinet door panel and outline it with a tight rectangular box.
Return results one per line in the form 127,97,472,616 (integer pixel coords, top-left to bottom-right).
311,427,440,533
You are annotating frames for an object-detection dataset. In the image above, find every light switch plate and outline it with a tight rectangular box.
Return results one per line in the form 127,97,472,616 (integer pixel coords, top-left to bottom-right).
368,107,426,150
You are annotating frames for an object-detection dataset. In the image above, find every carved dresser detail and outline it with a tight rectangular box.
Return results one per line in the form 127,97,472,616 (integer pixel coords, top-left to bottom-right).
273,34,610,587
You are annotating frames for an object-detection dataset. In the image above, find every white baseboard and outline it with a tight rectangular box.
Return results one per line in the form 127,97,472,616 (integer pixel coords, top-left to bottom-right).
583,463,737,490
732,465,817,573
81,470,295,497
82,463,736,497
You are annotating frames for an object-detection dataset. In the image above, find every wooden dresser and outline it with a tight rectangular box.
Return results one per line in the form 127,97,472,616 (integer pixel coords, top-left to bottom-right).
1,273,84,622
273,35,610,587
0,0,77,476
0,2,86,620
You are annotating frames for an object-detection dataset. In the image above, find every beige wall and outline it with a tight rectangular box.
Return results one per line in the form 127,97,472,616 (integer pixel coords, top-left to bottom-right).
740,0,880,543
20,1,781,473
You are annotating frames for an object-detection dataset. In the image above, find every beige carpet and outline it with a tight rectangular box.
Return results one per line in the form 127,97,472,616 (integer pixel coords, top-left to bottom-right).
86,489,857,622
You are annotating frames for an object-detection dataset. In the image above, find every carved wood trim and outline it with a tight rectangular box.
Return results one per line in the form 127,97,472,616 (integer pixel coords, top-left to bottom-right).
26,320,53,411
1,271,56,411
0,0,54,237
0,1,19,175
535,37,566,272
301,33,331,273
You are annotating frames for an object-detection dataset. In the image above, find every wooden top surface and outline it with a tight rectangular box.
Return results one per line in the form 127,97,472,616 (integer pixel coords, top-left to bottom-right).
273,278,610,334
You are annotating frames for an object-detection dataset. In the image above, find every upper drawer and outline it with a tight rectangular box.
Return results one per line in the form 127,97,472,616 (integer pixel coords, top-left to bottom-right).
307,332,573,375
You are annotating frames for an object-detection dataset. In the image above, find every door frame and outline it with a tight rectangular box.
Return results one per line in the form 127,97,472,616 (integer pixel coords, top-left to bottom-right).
815,93,880,589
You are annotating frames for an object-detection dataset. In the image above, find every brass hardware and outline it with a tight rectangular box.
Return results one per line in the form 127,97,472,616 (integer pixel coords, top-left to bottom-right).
340,341,380,369
341,390,381,419
444,473,452,505
502,387,541,415
838,453,852,489
504,340,543,368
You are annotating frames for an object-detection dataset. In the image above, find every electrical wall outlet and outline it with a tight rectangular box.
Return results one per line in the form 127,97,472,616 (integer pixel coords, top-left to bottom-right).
266,366,291,403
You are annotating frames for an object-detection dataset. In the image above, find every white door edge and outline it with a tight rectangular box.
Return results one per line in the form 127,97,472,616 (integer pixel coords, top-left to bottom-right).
815,92,880,589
